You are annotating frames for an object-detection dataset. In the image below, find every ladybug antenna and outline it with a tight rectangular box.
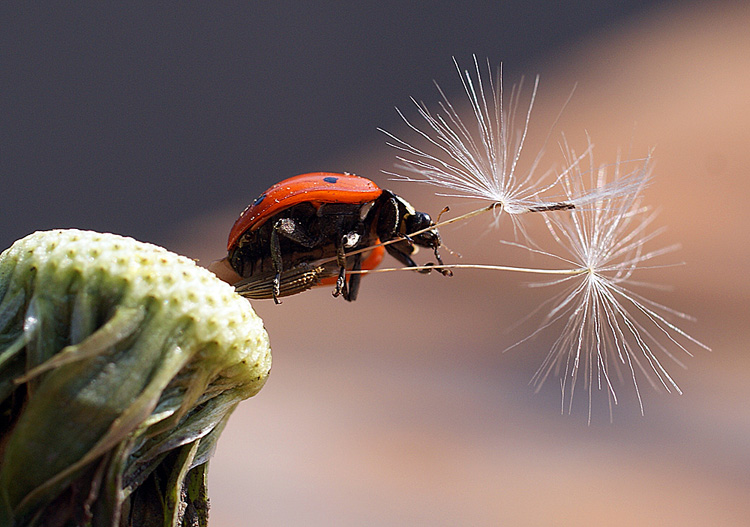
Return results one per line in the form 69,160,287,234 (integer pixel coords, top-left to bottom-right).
436,206,450,223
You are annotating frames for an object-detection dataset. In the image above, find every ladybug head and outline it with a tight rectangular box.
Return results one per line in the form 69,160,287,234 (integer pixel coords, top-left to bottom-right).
378,192,450,276
403,208,441,251
377,192,443,252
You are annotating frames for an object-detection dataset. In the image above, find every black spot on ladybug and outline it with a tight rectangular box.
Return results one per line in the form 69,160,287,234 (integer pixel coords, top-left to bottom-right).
253,193,267,206
323,176,339,184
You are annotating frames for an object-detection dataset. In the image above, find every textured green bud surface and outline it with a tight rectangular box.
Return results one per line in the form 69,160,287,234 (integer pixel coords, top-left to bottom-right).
0,229,271,526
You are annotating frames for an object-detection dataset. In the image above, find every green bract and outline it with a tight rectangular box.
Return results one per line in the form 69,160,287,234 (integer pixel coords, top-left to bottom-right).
0,229,271,526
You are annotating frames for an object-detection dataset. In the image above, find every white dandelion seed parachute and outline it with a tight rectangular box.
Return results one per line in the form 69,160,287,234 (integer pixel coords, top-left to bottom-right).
380,57,709,420
520,150,710,421
381,56,617,217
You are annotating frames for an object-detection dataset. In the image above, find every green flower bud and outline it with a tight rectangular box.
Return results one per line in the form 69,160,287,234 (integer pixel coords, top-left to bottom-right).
0,229,271,526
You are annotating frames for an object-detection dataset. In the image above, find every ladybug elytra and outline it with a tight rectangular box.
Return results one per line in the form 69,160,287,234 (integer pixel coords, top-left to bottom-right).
212,172,449,303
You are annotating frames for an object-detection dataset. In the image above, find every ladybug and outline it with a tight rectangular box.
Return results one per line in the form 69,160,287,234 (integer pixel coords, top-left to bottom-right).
210,172,450,303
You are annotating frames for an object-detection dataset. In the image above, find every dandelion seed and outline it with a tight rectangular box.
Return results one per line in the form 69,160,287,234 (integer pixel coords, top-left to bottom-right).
380,56,609,221
519,150,711,422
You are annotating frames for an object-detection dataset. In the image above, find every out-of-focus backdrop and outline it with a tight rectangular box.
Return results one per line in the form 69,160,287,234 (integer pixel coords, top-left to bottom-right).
3,2,749,525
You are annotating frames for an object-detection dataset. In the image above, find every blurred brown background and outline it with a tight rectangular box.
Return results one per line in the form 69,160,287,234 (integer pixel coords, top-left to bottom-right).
4,1,749,525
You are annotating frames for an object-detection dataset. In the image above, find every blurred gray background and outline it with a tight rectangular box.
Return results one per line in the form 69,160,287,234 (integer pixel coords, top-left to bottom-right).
4,2,749,526
2,1,665,251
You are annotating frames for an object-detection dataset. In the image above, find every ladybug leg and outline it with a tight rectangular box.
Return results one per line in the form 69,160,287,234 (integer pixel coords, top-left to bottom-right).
270,217,321,303
344,251,363,301
332,229,364,300
332,245,363,301
384,241,430,273
269,222,285,303
430,245,453,276
384,233,444,276
333,244,348,299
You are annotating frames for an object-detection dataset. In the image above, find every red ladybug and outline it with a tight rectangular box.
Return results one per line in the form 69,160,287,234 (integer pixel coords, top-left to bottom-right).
212,172,449,303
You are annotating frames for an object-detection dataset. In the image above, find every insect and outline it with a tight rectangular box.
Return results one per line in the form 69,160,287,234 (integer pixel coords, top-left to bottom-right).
216,172,450,303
